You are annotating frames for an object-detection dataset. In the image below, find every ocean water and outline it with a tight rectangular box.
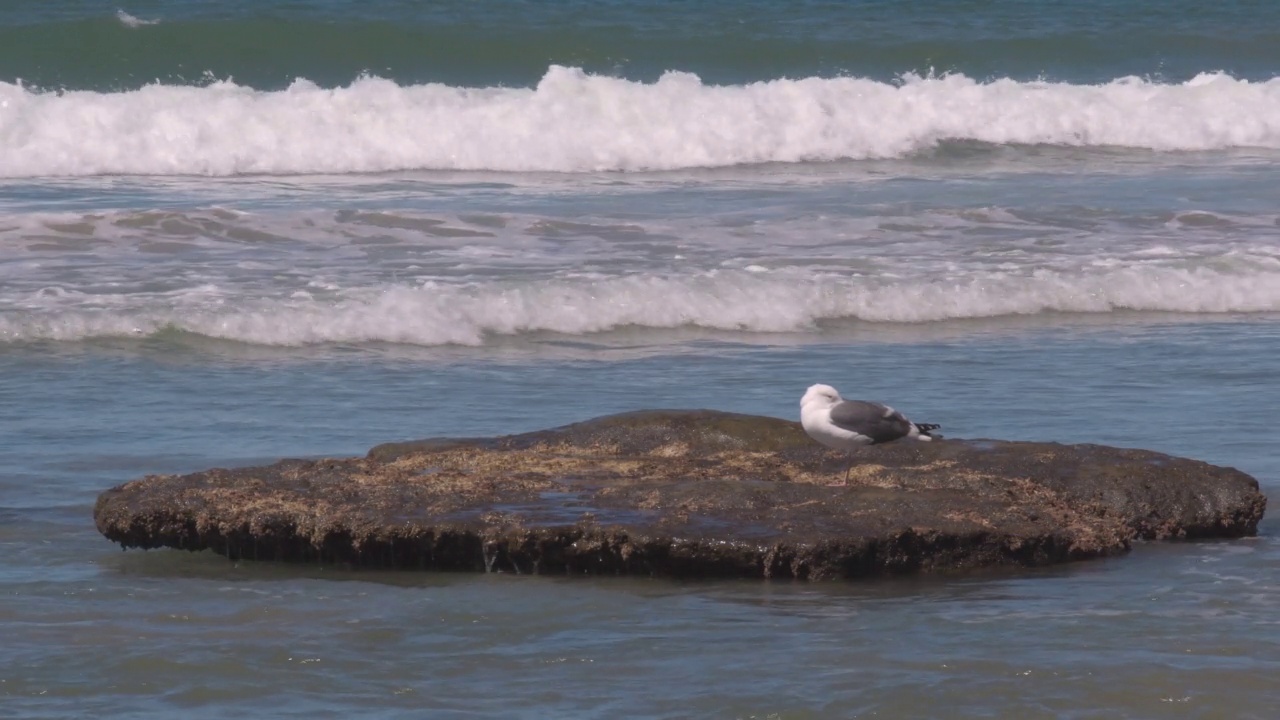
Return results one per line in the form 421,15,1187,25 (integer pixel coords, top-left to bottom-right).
3,1,1280,717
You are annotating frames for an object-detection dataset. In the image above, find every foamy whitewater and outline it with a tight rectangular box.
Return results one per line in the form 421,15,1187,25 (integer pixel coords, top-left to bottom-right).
5,2,1280,718
3,68,1280,177
3,203,1280,345
9,260,1280,345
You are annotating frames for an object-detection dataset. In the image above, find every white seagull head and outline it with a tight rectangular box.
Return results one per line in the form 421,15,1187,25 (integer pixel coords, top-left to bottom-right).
801,383,841,410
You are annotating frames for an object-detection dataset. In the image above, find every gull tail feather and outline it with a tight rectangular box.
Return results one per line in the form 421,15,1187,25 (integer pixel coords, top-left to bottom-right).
914,422,941,438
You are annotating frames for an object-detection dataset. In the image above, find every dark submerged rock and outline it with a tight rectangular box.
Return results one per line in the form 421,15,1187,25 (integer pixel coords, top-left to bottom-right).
94,410,1267,580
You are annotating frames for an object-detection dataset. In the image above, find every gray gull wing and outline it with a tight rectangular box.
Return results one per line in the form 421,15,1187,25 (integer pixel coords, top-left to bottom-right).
828,400,914,444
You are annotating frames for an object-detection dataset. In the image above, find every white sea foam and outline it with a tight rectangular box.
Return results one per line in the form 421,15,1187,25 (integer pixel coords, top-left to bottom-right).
2,68,1279,177
5,264,1280,345
115,9,159,28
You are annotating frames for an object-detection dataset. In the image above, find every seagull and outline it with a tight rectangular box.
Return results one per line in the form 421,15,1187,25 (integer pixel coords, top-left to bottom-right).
799,383,940,484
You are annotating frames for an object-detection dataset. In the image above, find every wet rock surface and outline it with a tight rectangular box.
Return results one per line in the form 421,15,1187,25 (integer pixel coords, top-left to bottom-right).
94,410,1267,580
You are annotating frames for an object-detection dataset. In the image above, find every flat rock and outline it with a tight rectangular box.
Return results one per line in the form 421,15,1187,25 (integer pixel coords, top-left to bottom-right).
94,410,1267,580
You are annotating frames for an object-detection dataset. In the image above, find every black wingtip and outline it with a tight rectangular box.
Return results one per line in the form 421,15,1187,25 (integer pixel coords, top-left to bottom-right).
916,423,941,435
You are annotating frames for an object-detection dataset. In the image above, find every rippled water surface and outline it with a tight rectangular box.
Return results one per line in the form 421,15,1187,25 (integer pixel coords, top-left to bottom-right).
5,0,1280,716
3,328,1278,717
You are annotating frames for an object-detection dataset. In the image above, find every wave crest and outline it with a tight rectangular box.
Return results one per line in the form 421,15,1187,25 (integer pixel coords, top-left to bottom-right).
5,265,1280,345
2,68,1279,177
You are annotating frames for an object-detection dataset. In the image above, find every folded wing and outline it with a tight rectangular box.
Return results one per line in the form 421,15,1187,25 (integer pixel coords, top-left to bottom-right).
827,400,915,444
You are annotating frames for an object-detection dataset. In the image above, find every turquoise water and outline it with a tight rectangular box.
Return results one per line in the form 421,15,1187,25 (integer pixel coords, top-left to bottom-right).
4,1,1280,88
3,1,1280,717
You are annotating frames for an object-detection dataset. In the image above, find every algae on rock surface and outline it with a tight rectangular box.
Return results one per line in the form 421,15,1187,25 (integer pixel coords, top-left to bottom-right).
94,410,1266,580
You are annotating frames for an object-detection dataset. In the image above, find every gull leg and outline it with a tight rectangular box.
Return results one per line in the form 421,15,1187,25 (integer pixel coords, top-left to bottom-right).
828,454,853,487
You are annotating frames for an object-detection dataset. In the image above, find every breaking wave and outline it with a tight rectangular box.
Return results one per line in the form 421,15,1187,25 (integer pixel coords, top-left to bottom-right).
6,263,1280,345
2,68,1279,177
